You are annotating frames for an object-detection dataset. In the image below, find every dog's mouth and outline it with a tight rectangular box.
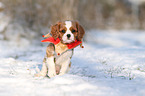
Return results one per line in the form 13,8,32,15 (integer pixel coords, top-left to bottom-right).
62,39,75,44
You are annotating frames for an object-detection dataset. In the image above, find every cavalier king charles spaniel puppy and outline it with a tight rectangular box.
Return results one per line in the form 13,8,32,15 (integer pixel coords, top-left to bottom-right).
35,20,85,78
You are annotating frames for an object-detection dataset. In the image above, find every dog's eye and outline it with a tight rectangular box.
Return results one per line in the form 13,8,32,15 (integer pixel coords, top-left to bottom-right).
61,30,65,33
72,30,76,33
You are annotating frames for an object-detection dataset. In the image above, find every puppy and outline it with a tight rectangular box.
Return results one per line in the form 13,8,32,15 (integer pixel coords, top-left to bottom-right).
35,20,85,78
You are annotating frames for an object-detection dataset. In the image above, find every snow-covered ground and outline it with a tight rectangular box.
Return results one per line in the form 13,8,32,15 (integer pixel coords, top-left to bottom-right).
0,30,145,96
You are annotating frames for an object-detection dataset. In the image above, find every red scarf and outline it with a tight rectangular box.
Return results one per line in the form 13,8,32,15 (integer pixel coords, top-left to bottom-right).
41,37,82,49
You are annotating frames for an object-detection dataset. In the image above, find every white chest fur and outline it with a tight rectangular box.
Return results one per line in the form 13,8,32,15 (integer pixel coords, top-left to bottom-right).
55,49,73,65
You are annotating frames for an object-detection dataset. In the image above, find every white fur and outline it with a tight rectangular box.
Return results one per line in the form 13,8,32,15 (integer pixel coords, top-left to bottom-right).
62,21,75,43
35,62,47,77
35,50,73,78
59,58,71,75
40,62,47,75
57,50,72,75
46,56,56,77
55,49,72,65
46,50,72,77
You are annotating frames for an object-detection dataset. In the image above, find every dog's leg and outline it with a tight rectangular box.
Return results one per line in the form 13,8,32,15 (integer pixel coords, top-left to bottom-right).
35,58,47,77
46,56,56,77
45,43,56,78
59,58,71,76
66,62,71,73
35,43,56,77
58,50,73,76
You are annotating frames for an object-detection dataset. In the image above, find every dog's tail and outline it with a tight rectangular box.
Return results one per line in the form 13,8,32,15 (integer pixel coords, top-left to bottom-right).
42,32,51,38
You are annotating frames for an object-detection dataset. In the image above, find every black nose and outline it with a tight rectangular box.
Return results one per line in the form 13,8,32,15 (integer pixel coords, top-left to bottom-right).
67,34,71,38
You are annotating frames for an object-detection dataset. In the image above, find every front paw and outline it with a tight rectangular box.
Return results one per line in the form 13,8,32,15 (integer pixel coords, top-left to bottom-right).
48,70,56,78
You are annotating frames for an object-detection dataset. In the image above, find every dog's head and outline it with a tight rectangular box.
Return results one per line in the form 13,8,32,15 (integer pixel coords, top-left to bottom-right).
51,20,85,44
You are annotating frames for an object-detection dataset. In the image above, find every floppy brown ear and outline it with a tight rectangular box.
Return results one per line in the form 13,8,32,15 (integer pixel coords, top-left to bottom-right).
76,22,85,41
51,23,60,40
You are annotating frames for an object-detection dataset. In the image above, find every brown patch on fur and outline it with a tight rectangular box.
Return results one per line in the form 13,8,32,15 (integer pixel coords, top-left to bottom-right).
51,22,66,40
51,23,59,40
46,43,55,57
43,57,46,63
69,62,71,67
71,21,78,31
71,21,85,41
59,26,66,42
76,22,85,41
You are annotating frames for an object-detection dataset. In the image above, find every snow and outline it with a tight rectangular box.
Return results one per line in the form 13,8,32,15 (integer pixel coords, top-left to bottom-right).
0,30,145,96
